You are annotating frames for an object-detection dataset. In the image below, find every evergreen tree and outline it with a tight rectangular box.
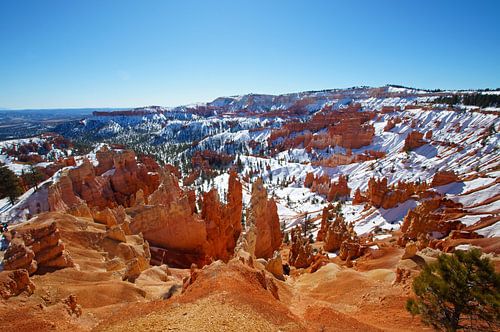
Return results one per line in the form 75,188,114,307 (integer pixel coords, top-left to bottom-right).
25,164,44,190
406,249,500,331
0,164,23,205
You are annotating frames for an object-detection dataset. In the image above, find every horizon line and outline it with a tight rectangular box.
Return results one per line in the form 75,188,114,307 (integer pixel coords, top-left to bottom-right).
2,84,499,111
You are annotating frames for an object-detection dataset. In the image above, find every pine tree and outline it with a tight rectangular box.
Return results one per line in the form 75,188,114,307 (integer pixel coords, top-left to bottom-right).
406,249,500,331
0,164,23,205
25,164,44,190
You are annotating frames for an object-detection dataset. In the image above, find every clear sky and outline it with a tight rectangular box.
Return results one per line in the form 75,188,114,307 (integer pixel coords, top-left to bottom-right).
0,0,499,109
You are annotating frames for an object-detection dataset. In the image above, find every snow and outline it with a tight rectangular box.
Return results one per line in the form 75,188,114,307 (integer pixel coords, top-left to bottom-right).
476,223,500,237
452,183,500,207
2,87,499,240
454,244,472,251
343,200,417,235
451,214,490,227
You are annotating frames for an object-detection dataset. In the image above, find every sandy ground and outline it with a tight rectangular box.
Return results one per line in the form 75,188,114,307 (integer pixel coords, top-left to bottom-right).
0,215,496,331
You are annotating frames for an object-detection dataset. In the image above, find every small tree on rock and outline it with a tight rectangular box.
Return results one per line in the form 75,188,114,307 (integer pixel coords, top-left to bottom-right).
406,248,500,331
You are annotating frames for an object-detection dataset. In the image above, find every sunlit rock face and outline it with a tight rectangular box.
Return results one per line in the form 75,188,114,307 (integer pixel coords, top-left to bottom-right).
402,130,426,151
3,219,74,275
202,170,243,262
431,170,458,187
246,178,282,259
399,197,464,246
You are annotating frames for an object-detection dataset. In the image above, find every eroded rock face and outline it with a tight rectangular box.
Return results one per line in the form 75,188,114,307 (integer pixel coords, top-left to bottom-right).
47,147,160,214
322,214,363,261
352,188,367,205
403,130,426,151
317,206,333,242
129,170,245,268
327,175,351,201
431,171,458,187
304,172,315,188
201,171,242,262
129,171,207,266
305,173,351,202
265,250,285,280
384,116,402,131
120,236,151,282
399,197,464,246
324,214,351,252
361,177,429,209
0,269,35,299
3,220,74,275
366,178,391,208
246,178,282,259
338,240,362,261
269,107,374,151
289,226,313,268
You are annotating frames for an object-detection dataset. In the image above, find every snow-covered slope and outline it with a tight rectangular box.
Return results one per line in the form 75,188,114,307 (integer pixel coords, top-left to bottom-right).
3,86,499,242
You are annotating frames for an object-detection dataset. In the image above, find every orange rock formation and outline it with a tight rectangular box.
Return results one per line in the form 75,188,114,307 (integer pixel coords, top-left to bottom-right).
431,170,459,187
201,171,243,261
399,197,464,246
3,219,74,275
246,178,282,259
402,130,426,151
289,226,313,268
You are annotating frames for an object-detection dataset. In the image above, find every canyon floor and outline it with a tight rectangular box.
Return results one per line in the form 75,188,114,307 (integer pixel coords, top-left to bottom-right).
0,218,435,332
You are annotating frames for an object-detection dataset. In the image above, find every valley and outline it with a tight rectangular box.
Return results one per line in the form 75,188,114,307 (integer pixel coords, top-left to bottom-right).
0,85,499,331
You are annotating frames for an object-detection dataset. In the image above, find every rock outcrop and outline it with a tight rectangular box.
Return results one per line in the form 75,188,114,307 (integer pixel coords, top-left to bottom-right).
268,107,375,155
352,188,367,205
323,214,363,261
317,206,333,241
289,226,313,268
3,219,74,275
431,171,459,187
305,173,351,202
399,197,464,246
402,130,426,151
130,170,244,268
265,250,285,280
246,178,282,259
338,240,363,261
323,214,351,252
0,269,35,299
384,116,402,131
401,241,418,259
327,175,351,201
47,147,160,215
360,177,429,209
129,170,208,267
201,171,243,261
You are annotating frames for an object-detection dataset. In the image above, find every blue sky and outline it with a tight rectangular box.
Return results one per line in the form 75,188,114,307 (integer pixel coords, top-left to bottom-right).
0,0,499,109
